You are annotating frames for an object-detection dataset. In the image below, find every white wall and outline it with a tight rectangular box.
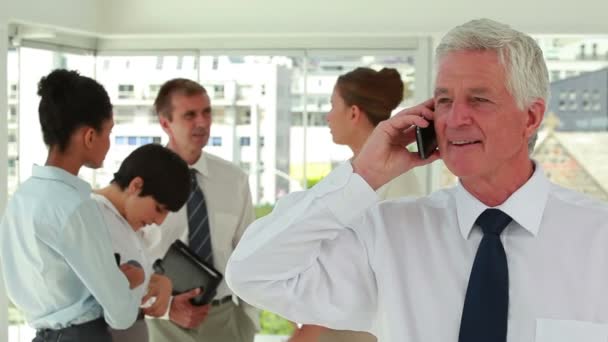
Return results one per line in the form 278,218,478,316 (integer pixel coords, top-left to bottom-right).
3,0,608,48
2,0,608,39
99,0,608,36
6,0,101,35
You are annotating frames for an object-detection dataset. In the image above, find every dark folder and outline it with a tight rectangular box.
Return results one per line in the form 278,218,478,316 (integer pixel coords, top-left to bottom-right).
153,240,223,306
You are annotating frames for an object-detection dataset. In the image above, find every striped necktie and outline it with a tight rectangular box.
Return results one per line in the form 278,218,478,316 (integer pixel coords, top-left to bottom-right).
187,169,213,264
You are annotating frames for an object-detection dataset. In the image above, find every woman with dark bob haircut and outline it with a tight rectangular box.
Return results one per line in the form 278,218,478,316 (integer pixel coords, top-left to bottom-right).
94,143,191,342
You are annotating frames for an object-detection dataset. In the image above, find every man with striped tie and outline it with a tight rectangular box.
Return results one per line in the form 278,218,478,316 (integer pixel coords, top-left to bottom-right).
142,78,258,342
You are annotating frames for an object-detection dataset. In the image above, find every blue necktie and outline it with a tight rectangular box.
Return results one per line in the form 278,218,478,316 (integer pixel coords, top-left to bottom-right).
458,208,512,342
187,169,213,264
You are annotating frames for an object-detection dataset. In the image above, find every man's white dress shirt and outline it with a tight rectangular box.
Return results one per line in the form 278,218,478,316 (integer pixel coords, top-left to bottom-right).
142,152,259,327
227,162,608,341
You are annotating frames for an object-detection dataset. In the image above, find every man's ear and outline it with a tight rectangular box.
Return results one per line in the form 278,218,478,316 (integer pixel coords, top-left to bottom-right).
159,115,171,135
127,176,144,195
525,98,546,139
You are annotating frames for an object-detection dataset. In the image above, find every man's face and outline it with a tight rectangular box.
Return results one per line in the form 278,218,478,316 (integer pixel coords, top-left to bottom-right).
433,50,544,182
160,93,212,155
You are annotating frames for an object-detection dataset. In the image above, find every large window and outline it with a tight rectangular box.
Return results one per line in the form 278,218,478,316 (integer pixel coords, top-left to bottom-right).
5,47,421,341
10,51,418,207
7,49,18,196
198,54,304,205
290,53,417,188
15,47,96,189
93,54,199,189
535,36,608,201
6,47,27,342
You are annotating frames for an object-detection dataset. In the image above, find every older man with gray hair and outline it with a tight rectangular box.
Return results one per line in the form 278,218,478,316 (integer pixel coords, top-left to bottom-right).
226,19,608,342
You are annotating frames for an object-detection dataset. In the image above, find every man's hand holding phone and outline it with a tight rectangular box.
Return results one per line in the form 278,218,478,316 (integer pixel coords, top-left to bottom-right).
352,98,440,190
416,120,439,160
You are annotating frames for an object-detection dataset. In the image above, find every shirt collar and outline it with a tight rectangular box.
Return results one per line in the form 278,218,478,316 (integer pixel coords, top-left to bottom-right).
31,164,92,198
92,193,122,220
454,161,550,239
190,152,209,177
91,193,134,231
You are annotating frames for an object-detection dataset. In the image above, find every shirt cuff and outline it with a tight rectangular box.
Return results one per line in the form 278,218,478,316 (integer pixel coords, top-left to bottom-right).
145,296,173,321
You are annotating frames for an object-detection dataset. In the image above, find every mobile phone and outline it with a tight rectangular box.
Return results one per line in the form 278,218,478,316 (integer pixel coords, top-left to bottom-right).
415,121,438,159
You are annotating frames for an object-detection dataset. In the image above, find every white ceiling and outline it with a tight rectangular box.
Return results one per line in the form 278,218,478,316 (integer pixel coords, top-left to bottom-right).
6,0,101,35
5,0,608,39
98,0,608,36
